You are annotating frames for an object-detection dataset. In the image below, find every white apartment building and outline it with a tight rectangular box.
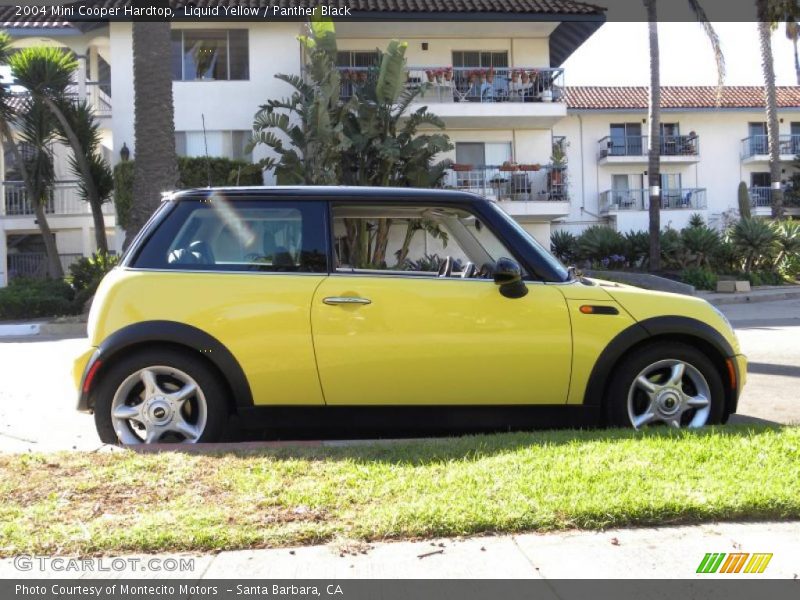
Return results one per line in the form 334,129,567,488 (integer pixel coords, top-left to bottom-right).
1,1,798,287
555,86,800,234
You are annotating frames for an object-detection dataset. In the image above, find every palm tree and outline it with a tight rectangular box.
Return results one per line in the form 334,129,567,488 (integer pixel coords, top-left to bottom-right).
644,0,725,271
8,47,106,239
758,0,784,219
0,33,62,278
787,19,800,85
58,100,113,253
126,22,179,246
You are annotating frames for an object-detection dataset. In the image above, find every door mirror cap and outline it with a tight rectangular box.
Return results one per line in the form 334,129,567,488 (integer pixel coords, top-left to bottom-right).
493,257,528,299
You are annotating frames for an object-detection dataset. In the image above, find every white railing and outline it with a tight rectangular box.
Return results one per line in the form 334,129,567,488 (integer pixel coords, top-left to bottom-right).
1,181,115,217
335,66,565,104
65,81,112,117
599,189,708,213
443,164,568,202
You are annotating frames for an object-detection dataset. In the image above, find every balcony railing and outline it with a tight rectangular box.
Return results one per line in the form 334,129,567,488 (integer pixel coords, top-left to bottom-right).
443,164,568,202
599,188,707,212
741,134,800,159
598,135,699,158
750,186,800,208
335,66,565,104
6,253,82,281
65,81,112,117
2,181,115,217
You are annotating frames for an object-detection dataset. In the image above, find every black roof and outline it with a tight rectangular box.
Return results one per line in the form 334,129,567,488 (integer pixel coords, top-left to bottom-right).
171,186,487,203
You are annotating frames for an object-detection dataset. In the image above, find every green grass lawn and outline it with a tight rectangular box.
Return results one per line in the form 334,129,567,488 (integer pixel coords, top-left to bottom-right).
1,425,798,556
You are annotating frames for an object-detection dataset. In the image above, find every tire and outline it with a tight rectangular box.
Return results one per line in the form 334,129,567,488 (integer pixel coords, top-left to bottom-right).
605,342,725,429
93,348,229,445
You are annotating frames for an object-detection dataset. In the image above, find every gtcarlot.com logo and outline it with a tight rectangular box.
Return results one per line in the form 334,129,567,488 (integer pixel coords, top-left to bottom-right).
13,555,195,573
696,553,773,574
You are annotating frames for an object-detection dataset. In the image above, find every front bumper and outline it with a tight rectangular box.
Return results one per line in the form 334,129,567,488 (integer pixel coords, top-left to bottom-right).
73,346,98,413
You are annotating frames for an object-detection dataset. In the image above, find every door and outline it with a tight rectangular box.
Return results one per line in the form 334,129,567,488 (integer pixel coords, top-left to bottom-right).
748,122,767,155
131,198,330,406
610,123,642,156
661,173,683,208
312,202,572,405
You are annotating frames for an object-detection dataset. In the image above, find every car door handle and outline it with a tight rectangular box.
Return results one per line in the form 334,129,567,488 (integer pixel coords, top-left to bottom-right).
323,296,372,306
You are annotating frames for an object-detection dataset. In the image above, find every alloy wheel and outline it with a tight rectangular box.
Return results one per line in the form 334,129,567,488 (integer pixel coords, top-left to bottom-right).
626,359,712,429
110,366,208,444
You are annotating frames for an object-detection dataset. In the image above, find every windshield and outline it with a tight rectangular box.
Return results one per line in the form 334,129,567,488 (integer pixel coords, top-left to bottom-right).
484,202,570,282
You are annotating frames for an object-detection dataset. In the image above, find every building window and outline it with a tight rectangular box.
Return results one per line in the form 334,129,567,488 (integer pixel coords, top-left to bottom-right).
452,51,509,69
175,131,251,161
455,142,512,166
609,123,643,156
171,29,249,81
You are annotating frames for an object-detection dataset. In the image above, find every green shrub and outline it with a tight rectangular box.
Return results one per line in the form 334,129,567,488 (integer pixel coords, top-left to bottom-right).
681,224,719,268
746,270,784,287
113,157,264,230
730,218,777,272
550,230,578,263
659,228,687,269
0,278,77,320
113,160,134,231
68,253,120,310
687,213,705,228
680,267,718,291
623,230,649,268
177,157,264,188
577,226,626,266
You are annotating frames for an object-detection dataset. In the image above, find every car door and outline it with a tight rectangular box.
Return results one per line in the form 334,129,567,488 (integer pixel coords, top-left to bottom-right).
128,196,330,406
310,202,572,406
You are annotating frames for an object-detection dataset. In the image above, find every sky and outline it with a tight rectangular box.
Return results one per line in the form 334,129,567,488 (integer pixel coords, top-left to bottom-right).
564,22,798,86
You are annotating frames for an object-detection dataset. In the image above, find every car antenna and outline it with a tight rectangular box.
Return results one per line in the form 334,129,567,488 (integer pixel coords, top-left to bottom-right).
202,113,211,188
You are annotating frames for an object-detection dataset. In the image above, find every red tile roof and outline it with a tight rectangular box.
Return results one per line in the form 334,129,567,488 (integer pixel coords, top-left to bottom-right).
565,86,800,110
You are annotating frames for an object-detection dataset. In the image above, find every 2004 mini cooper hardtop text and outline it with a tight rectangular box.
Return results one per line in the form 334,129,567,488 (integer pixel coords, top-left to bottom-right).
73,187,746,444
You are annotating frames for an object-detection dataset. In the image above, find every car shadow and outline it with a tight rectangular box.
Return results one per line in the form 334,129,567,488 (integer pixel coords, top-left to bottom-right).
136,421,790,464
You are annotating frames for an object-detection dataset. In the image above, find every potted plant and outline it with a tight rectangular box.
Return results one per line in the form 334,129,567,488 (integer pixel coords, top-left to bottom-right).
426,69,435,82
452,163,474,172
499,161,519,172
486,68,495,84
443,67,452,82
520,71,530,84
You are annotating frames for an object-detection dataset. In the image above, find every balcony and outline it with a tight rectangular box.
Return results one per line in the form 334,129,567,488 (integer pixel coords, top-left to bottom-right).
335,66,567,128
749,186,800,215
442,164,569,219
741,134,800,163
66,81,112,118
599,188,707,213
597,135,700,165
2,181,115,218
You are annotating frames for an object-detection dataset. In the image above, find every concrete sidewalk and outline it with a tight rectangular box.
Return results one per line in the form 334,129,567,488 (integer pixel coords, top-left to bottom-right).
1,522,798,579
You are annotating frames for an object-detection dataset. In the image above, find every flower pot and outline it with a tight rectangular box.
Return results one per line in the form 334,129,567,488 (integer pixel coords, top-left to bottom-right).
452,163,474,172
519,164,541,172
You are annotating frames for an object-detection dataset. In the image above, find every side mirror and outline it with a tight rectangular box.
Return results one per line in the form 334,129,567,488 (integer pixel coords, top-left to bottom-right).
493,257,528,299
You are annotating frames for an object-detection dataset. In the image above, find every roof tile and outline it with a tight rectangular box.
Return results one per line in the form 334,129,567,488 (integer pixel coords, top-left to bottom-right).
565,86,800,109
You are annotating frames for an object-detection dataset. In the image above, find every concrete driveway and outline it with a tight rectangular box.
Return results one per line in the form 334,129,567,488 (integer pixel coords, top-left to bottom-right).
0,299,797,452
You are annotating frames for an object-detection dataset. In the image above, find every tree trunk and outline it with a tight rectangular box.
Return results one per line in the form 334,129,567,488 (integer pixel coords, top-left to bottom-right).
794,35,800,85
40,96,107,253
0,119,63,278
646,1,661,272
126,22,179,247
757,9,785,219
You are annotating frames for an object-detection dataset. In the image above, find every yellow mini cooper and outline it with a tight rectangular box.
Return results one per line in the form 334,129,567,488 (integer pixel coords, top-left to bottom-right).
74,187,746,444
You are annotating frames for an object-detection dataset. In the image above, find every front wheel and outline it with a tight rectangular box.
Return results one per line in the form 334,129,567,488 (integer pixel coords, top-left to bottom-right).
606,342,725,429
93,349,229,444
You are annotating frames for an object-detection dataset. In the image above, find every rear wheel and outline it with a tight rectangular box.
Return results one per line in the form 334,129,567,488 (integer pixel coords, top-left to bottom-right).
93,349,228,444
606,342,725,429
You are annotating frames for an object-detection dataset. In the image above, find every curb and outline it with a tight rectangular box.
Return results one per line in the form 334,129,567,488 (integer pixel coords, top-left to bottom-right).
0,321,86,338
697,287,800,306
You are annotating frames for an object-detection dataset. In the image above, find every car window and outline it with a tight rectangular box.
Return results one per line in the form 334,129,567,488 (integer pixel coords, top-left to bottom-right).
331,203,526,278
133,196,328,273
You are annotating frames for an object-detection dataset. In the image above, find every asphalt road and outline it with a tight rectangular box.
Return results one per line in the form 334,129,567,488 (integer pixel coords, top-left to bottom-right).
0,299,798,452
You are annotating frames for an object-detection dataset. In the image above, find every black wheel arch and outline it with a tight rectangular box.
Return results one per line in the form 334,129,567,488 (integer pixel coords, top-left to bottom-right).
78,321,253,413
583,316,740,421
